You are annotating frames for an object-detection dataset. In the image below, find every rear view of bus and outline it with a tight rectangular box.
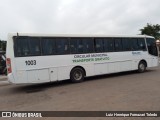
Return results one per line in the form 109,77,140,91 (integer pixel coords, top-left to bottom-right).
6,33,159,84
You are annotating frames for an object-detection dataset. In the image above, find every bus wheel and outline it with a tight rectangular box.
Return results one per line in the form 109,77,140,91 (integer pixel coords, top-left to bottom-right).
70,68,85,83
138,61,146,73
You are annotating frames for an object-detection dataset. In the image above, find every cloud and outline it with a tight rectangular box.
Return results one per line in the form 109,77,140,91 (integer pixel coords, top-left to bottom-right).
0,0,160,40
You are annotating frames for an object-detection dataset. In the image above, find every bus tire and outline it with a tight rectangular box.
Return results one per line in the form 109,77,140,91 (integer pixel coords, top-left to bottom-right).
138,61,146,73
70,67,85,83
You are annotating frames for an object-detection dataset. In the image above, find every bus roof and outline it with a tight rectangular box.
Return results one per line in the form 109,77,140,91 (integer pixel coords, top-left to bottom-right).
8,33,155,39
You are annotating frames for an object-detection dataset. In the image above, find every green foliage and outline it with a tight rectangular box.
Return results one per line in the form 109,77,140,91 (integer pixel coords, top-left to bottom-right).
0,40,7,51
140,23,160,39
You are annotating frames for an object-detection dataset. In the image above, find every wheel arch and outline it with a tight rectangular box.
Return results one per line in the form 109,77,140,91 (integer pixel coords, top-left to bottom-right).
70,66,86,77
139,59,147,67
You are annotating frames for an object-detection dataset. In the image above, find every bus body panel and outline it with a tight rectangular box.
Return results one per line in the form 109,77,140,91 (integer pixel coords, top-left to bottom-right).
151,56,159,67
11,51,156,84
6,33,159,84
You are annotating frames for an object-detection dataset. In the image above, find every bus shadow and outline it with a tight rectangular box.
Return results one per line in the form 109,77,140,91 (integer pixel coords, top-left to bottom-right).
85,69,154,81
12,80,72,94
12,69,156,94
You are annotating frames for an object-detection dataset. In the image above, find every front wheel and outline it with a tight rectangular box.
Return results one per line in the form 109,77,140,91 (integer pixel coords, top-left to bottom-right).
138,61,146,73
70,68,85,83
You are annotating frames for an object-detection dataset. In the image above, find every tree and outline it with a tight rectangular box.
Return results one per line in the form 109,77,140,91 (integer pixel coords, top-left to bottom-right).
140,23,160,39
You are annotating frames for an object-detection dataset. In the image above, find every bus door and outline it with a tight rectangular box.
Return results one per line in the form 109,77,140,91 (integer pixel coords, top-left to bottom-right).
146,38,159,67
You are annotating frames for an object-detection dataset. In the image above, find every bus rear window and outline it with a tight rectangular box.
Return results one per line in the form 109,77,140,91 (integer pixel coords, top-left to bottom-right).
14,37,41,57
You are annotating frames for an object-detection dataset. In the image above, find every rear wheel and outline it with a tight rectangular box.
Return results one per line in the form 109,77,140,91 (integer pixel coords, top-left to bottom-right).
138,61,146,73
70,68,85,83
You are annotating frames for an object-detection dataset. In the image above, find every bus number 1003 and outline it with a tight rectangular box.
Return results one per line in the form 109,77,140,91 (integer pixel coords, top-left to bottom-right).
25,60,36,66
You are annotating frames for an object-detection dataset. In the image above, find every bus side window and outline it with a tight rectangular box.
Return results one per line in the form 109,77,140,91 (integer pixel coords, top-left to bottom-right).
42,38,56,55
138,38,146,51
28,37,41,56
122,38,131,51
70,38,94,54
56,38,69,55
95,38,104,53
104,38,114,52
14,37,29,57
83,38,94,53
70,38,78,54
130,38,139,51
77,39,84,54
17,47,21,56
114,38,123,52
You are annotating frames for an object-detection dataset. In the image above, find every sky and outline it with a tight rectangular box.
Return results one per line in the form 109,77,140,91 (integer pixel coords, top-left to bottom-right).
0,0,160,40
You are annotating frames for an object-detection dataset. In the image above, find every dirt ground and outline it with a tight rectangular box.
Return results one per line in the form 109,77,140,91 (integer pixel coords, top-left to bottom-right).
0,66,160,120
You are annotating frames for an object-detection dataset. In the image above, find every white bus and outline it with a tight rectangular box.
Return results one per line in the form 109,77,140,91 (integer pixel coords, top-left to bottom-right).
6,33,159,84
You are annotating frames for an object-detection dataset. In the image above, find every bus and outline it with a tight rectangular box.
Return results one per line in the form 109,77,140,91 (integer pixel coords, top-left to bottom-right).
6,33,159,84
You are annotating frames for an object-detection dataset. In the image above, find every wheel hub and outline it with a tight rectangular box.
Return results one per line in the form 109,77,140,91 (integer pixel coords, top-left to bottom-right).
74,71,82,80
140,64,145,70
